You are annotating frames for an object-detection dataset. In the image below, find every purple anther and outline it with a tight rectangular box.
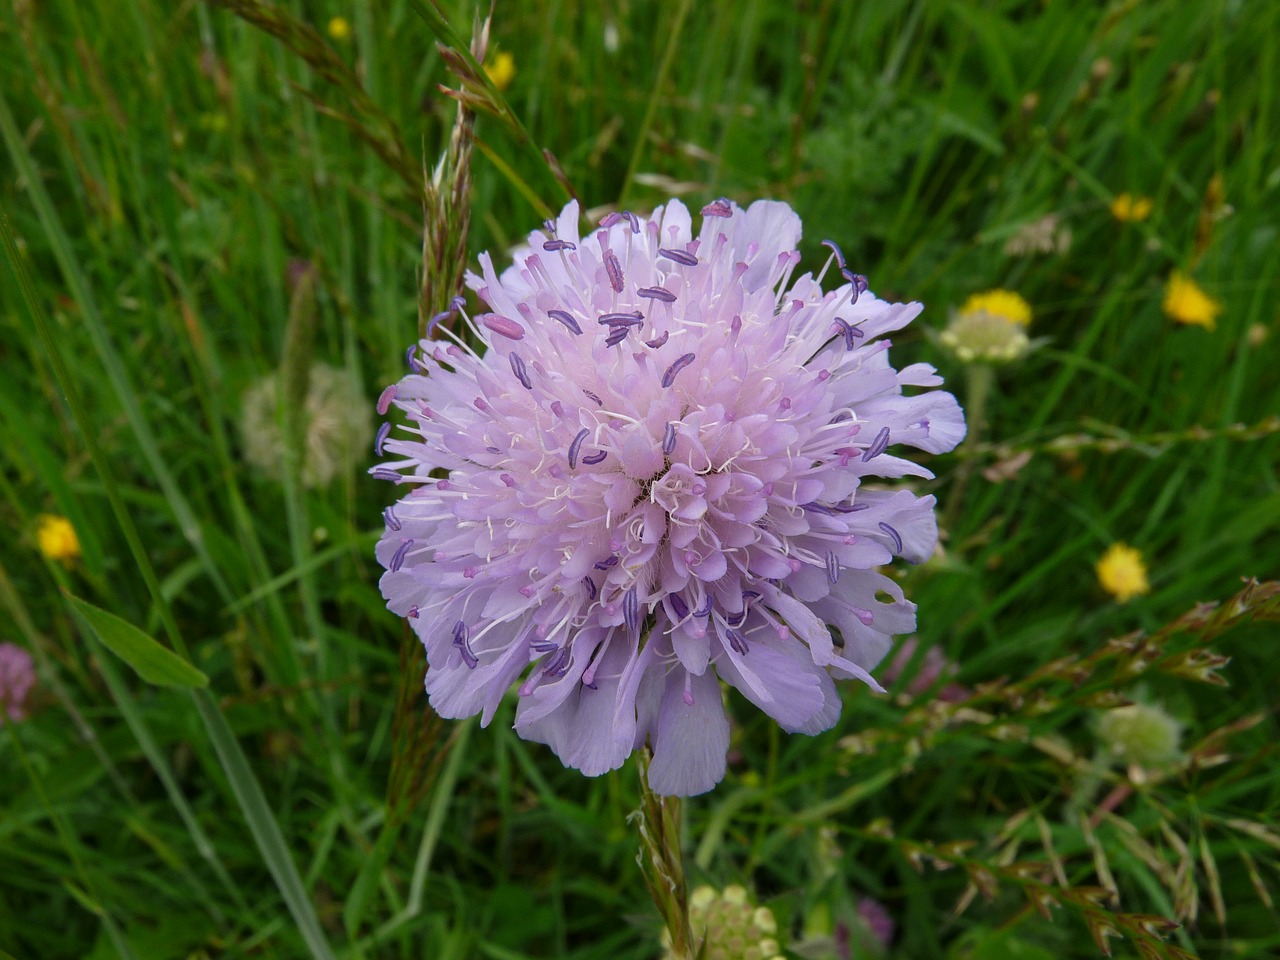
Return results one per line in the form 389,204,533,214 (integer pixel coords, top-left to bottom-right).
568,428,590,468
862,426,891,462
599,310,644,326
821,239,848,270
701,198,733,217
389,538,413,573
509,352,532,390
582,577,598,600
531,638,559,654
582,389,603,405
594,555,619,570
833,317,865,351
669,593,689,619
658,247,698,267
382,506,401,531
603,250,624,293
581,450,608,465
802,502,837,516
834,501,870,513
662,353,696,388
452,621,478,670
624,588,640,635
543,646,571,677
478,313,525,341
637,285,677,303
645,331,671,349
844,271,869,299
542,218,556,233
404,344,417,369
599,211,623,228
543,238,577,252
486,445,501,454
727,629,750,656
622,210,641,233
878,522,903,555
372,467,402,483
693,598,713,618
374,421,391,456
500,474,516,488
604,328,630,348
376,385,397,416
825,550,840,585
548,309,583,336
662,422,677,455
407,605,419,619
727,608,747,628
427,310,452,335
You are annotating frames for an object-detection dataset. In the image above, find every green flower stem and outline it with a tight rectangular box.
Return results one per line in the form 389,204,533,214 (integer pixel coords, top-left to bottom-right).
944,361,995,531
635,748,696,959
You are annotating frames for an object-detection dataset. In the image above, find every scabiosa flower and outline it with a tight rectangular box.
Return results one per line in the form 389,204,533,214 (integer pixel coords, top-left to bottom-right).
373,199,965,795
0,643,36,725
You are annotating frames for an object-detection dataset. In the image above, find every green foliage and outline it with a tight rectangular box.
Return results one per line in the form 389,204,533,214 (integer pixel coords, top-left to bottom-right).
2,0,1279,958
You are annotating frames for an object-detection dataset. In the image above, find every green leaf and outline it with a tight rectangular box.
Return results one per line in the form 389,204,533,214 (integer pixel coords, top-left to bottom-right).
66,594,209,689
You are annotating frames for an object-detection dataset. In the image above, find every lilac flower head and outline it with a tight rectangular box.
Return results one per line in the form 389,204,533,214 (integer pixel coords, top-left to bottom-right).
373,199,964,795
0,642,36,725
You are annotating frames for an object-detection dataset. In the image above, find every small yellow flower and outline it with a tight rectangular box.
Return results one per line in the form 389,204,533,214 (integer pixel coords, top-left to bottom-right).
1096,543,1149,603
958,289,1032,327
1110,193,1153,223
1163,271,1221,330
484,51,516,92
37,514,81,564
327,16,351,41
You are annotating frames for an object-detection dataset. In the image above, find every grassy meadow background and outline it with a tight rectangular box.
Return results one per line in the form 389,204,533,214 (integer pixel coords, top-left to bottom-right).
2,0,1279,957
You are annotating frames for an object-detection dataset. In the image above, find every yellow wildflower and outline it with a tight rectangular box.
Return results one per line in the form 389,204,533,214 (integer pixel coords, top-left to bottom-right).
37,514,80,564
484,51,516,91
327,16,351,41
1163,271,1221,330
1096,543,1149,603
958,289,1032,327
1110,193,1153,223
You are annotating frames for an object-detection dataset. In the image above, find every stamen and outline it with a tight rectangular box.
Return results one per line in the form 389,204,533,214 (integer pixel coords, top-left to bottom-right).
599,211,623,228
833,317,864,351
624,588,640,635
547,309,583,335
658,248,698,267
862,426,891,461
382,506,401,531
376,385,397,416
693,598,712,618
390,539,413,573
663,422,677,455
646,331,670,349
622,211,641,233
374,421,391,456
509,352,532,390
543,238,576,252
500,474,516,488
372,467,402,483
583,389,603,405
637,285,677,303
726,608,747,627
727,629,749,656
452,620,477,669
407,605,419,619
478,313,526,341
662,353,696,388
821,239,848,272
599,310,644,326
604,250,624,293
701,198,733,217
404,344,417,369
878,522,903,555
568,428,590,469
825,550,840,584
605,327,630,347
581,450,608,465
544,646,572,678
669,593,689,619
582,577,598,600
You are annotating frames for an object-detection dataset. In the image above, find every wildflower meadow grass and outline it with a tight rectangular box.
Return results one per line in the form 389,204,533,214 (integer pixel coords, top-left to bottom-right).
2,2,1279,958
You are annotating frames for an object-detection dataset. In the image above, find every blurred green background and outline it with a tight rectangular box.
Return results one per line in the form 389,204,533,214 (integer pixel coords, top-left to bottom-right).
2,1,1278,958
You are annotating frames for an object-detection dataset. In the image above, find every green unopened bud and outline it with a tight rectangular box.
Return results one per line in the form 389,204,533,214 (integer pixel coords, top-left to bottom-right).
1096,703,1181,768
664,885,785,960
